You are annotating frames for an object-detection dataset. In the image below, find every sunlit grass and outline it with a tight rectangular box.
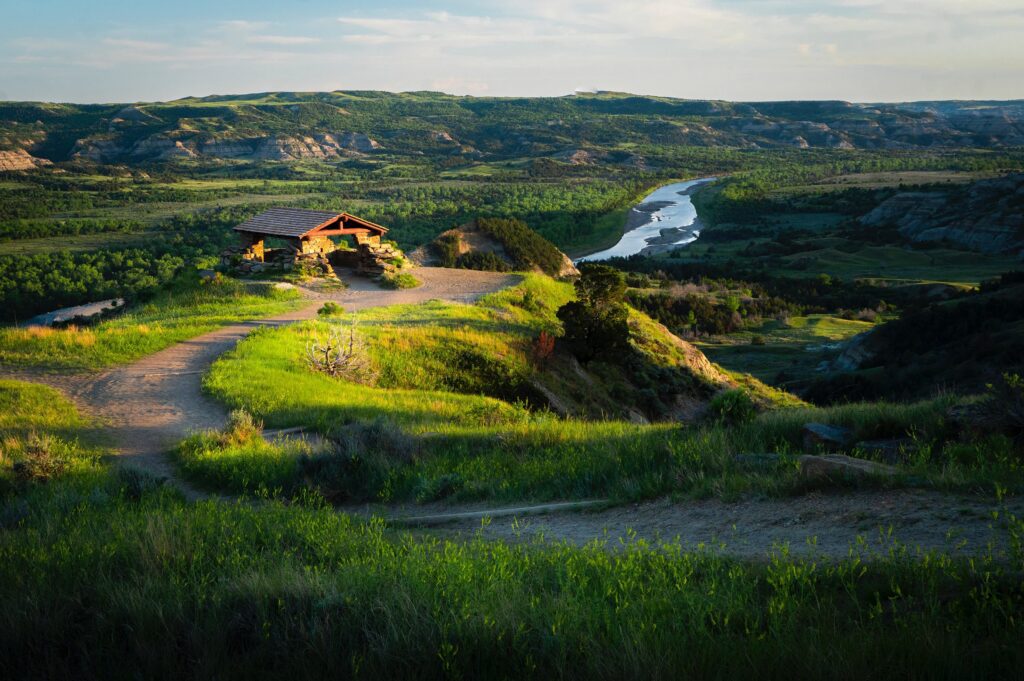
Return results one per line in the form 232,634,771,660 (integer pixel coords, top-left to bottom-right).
0,277,305,371
192,275,1016,503
0,380,104,492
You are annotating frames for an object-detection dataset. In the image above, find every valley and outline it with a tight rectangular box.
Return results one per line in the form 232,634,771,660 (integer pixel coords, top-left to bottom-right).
1,90,1023,678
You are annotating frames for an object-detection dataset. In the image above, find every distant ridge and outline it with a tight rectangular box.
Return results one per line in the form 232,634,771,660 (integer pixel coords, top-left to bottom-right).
3,91,1024,166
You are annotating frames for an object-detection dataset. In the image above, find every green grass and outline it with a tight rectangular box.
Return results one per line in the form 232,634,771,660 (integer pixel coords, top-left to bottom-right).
699,314,878,384
1,231,157,255
0,277,305,371
2,458,1024,679
0,380,104,493
188,277,1019,504
379,271,421,289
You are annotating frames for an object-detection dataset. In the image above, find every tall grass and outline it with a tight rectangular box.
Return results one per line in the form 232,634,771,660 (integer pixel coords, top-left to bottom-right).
0,477,1022,679
0,380,104,495
0,276,304,370
3,381,1024,678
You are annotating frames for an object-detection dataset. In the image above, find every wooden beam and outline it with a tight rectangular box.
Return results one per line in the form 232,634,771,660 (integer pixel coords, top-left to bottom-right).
308,228,374,237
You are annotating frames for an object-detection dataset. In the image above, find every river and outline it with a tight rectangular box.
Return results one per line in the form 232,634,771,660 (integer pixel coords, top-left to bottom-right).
576,177,716,262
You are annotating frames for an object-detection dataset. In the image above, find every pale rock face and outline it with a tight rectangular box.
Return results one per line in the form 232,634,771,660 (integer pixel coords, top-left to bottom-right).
859,173,1024,255
71,130,383,163
334,132,381,152
0,149,51,171
130,136,197,160
558,149,597,165
70,138,124,163
199,139,257,158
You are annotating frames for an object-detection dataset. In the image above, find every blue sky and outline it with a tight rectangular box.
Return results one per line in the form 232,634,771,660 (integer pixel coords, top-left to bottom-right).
1,0,1021,103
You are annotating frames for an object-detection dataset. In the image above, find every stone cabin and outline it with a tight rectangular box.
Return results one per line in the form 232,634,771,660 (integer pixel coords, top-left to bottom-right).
226,207,402,276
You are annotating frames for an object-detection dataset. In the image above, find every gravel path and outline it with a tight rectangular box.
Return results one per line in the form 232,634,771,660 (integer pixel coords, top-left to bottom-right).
412,489,1022,559
2,267,1018,560
2,268,519,500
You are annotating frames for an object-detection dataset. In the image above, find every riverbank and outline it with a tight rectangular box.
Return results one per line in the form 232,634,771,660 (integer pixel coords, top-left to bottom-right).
576,177,715,263
637,215,706,256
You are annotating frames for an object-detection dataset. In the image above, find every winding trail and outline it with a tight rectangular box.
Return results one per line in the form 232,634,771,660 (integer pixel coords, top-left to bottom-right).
2,266,1019,558
5,268,519,500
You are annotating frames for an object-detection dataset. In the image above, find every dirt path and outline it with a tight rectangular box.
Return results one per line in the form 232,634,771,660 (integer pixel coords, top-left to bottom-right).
408,489,1023,560
2,268,519,500
3,267,1019,560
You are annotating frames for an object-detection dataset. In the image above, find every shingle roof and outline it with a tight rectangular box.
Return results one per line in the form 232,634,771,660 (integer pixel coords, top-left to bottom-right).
234,207,341,238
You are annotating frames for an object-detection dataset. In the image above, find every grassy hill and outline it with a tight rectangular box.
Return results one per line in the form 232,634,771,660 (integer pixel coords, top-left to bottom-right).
413,217,578,277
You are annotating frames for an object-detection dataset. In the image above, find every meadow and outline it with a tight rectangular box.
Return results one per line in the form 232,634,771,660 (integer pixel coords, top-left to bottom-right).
179,276,1020,505
1,377,1023,679
699,314,878,385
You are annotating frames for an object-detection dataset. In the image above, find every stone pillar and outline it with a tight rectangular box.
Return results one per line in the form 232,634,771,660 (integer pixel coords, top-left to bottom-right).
354,232,382,248
240,233,265,261
301,236,337,255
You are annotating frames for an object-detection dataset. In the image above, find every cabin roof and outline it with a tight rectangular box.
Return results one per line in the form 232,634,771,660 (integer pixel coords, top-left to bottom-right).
233,207,388,239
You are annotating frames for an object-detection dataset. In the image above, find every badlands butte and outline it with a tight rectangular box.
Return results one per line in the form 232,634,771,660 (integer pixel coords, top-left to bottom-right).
2,92,1024,167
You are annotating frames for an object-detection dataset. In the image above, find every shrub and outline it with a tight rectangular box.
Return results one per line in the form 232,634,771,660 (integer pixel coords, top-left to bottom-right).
10,433,66,483
531,330,556,367
221,409,262,446
855,308,879,322
557,301,630,363
304,322,373,382
317,301,345,317
456,251,511,272
474,217,565,276
708,389,757,424
114,466,165,501
300,418,416,502
556,264,631,363
985,373,1024,442
431,232,462,267
380,272,421,289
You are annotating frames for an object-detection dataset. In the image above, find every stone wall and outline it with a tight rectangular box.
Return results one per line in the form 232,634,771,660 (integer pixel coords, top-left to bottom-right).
301,236,337,256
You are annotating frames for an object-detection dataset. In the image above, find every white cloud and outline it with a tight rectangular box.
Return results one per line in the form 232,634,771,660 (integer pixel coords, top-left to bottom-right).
246,35,322,46
3,0,1023,102
101,38,170,51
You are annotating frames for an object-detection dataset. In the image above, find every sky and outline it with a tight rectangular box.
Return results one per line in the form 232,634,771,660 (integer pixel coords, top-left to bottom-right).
1,0,1022,103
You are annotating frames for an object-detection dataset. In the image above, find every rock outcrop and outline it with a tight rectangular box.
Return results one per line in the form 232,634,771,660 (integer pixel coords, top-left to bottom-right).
0,149,51,171
859,173,1024,256
71,131,382,163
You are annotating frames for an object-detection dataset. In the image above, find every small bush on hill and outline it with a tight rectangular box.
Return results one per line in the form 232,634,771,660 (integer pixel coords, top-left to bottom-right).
456,251,511,272
475,217,566,276
431,232,462,268
709,389,757,424
380,272,421,289
317,301,344,317
222,409,263,446
984,373,1024,443
11,434,68,484
300,418,416,502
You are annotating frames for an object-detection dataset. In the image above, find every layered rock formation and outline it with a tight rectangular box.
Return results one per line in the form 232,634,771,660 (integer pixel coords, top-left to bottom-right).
0,149,52,171
71,131,382,163
859,173,1024,256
